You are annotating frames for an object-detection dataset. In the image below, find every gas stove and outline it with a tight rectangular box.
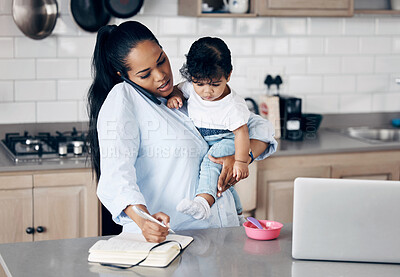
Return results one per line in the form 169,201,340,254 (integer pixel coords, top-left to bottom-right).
0,127,89,163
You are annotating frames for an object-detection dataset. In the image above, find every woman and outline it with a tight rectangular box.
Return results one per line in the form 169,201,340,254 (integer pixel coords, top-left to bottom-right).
87,21,277,242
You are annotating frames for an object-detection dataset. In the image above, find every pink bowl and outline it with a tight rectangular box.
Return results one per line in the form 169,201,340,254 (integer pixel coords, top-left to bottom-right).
243,220,283,241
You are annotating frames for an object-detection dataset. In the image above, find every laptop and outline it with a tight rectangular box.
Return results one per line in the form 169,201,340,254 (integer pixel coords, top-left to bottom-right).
292,177,400,264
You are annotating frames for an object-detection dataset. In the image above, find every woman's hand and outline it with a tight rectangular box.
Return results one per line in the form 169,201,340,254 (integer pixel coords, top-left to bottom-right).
208,154,238,197
124,205,170,243
140,212,170,243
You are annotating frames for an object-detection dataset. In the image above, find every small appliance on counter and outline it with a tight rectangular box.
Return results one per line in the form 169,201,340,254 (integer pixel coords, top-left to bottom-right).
278,95,303,141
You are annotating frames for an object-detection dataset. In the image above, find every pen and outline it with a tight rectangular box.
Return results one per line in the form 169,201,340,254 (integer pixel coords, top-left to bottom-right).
132,205,175,233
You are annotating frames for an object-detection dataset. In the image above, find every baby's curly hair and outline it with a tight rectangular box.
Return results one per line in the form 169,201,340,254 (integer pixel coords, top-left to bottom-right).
180,37,233,83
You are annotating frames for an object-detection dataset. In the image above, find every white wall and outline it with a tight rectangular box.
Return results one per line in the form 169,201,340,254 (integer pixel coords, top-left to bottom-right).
0,0,399,123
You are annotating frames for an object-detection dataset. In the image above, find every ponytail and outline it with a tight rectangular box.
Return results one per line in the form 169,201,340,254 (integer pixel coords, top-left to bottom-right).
87,21,161,181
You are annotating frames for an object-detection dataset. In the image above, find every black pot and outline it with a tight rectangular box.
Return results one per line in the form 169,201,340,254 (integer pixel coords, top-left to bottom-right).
70,0,111,32
105,0,144,18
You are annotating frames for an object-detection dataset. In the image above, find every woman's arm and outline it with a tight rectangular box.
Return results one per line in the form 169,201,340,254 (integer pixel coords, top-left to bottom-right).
96,86,170,242
210,139,269,196
210,112,277,195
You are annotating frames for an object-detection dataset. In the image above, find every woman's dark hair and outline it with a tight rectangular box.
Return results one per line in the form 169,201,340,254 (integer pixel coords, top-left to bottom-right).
180,37,233,83
87,21,160,181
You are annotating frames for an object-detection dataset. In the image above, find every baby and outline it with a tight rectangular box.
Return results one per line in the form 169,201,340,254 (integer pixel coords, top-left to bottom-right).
167,37,253,223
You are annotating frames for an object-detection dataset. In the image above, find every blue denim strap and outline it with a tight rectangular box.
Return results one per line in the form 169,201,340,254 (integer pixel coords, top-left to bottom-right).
197,127,232,137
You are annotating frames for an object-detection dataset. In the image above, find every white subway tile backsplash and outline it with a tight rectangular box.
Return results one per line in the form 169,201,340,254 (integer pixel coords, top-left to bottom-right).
0,102,36,123
0,59,35,80
372,92,400,112
307,57,341,74
342,56,374,74
375,56,400,73
377,17,400,35
360,37,392,54
78,58,92,79
0,0,11,14
178,38,197,56
0,38,13,57
57,0,70,14
324,75,356,93
78,100,88,121
37,59,78,79
198,18,234,35
389,74,400,92
272,57,307,74
254,38,288,55
159,17,196,35
289,37,324,55
223,37,252,56
58,37,96,58
288,76,323,94
37,101,78,122
326,37,359,55
344,17,375,36
116,16,158,34
272,18,307,36
357,75,389,93
0,15,23,36
158,37,179,58
0,0,398,123
394,38,400,53
236,18,271,36
15,80,56,101
52,15,80,36
58,80,91,100
15,37,57,58
308,18,343,36
229,76,250,95
0,81,13,102
339,94,372,113
233,57,271,76
305,95,339,114
169,57,186,84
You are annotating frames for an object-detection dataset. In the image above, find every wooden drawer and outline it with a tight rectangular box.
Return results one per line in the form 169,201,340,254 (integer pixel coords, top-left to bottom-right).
0,174,32,190
33,170,93,188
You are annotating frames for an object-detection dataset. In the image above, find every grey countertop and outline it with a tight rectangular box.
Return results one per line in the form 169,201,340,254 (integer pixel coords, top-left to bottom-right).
0,112,399,172
1,225,399,277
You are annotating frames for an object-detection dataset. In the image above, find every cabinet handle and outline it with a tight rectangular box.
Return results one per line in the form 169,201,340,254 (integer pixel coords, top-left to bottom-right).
26,227,35,234
36,226,45,233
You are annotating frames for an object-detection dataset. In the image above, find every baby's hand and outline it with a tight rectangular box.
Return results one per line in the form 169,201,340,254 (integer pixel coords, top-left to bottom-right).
233,161,249,181
167,96,183,109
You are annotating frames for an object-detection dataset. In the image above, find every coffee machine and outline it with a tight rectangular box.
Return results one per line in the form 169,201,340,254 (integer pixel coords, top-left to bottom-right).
278,95,302,140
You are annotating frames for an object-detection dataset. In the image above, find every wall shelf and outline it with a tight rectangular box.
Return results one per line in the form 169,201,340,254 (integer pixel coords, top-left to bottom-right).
355,9,400,14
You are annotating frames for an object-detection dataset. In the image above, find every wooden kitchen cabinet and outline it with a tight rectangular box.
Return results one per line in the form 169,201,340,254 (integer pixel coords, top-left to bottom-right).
0,169,99,244
257,0,354,17
255,158,330,223
178,0,256,17
179,0,353,17
256,150,400,223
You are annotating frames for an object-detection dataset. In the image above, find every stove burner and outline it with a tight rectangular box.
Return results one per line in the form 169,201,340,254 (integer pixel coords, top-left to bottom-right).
0,128,88,163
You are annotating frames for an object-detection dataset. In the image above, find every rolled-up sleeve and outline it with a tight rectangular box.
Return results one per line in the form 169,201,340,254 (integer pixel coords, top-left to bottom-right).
96,97,146,225
247,113,278,160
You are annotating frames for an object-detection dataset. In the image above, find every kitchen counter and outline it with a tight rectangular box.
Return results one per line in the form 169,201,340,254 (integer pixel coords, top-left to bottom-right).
1,225,399,277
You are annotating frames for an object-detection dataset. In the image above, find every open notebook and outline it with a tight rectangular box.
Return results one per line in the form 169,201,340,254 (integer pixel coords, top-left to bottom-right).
88,232,193,268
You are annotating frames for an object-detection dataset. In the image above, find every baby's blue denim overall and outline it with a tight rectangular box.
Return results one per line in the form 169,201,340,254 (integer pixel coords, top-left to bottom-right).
197,128,243,215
